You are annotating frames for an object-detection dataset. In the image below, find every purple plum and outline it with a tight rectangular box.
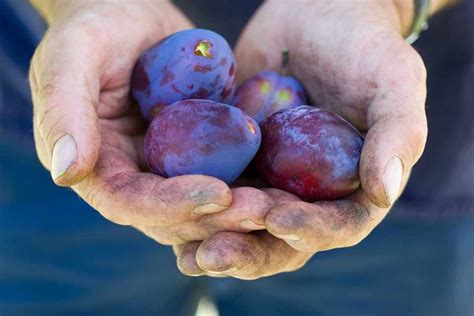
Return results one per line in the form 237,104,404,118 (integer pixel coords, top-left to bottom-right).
132,29,236,121
144,99,261,184
255,106,364,201
232,50,307,123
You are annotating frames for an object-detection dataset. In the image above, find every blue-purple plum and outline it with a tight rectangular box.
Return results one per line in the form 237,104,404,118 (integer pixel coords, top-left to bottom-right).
232,52,307,123
144,99,261,183
132,29,236,121
255,106,364,201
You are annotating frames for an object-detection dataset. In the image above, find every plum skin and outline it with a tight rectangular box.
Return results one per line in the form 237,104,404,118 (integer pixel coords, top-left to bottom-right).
232,70,307,123
144,99,261,184
132,29,236,121
255,106,364,201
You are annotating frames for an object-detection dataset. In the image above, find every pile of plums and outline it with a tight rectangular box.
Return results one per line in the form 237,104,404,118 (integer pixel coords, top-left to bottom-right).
131,29,364,202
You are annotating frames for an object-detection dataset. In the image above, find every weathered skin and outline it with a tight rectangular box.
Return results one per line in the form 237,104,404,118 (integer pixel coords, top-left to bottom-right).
132,29,236,120
145,99,261,183
232,70,307,123
255,106,364,201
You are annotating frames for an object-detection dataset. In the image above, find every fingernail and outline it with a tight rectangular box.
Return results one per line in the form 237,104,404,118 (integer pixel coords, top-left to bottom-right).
240,219,266,231
51,134,77,180
276,233,301,242
194,203,223,215
382,156,403,205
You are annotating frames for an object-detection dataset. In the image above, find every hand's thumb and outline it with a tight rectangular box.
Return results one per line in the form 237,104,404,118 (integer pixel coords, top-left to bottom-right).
31,37,101,186
360,50,428,208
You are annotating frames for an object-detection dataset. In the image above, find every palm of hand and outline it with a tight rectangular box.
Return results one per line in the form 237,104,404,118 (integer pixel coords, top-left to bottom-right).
32,3,248,248
175,1,428,279
31,1,428,280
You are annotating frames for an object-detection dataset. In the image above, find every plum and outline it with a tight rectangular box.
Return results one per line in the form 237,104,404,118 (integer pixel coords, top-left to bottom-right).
232,50,307,123
144,99,261,183
132,29,236,121
255,106,364,201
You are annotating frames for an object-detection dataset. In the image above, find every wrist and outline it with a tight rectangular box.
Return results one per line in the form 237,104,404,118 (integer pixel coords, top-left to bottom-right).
391,0,415,37
392,0,457,37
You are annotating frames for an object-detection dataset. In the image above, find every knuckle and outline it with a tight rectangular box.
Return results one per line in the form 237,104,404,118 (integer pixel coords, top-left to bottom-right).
267,206,306,233
49,16,104,50
410,119,428,161
379,48,426,93
50,16,108,58
314,201,372,250
40,75,60,99
100,174,142,225
39,111,68,146
33,125,51,170
36,83,68,144
413,114,428,141
386,114,427,165
78,179,129,226
151,179,187,225
151,189,174,224
29,61,39,98
405,49,427,83
338,212,371,248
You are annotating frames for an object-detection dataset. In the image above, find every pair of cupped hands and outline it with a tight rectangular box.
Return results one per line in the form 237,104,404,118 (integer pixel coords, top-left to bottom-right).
30,0,427,279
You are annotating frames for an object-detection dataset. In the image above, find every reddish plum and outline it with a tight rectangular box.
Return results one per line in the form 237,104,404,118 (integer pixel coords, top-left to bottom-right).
232,51,307,123
132,29,236,120
145,99,261,184
255,106,364,201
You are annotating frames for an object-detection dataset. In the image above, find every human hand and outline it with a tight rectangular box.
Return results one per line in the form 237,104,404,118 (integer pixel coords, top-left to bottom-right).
175,0,428,279
174,188,313,278
29,0,257,243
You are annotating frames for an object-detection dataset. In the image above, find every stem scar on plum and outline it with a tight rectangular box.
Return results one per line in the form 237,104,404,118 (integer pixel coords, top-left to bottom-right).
194,40,214,59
